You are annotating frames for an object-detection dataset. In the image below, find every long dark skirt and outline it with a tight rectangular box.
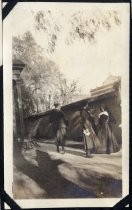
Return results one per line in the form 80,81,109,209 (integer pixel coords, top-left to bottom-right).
83,133,101,152
97,123,119,154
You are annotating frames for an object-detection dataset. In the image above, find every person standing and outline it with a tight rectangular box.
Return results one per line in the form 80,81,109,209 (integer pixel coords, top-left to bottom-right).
97,106,119,154
80,104,100,158
50,103,68,154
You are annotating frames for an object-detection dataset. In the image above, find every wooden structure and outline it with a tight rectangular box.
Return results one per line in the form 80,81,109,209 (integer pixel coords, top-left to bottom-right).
25,75,122,146
13,59,25,143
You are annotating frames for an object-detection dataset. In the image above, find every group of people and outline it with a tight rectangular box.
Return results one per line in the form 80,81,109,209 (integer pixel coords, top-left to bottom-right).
49,102,119,157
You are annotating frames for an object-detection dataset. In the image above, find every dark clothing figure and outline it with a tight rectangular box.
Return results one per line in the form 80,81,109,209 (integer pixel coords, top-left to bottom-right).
97,111,119,154
80,108,100,158
50,109,68,153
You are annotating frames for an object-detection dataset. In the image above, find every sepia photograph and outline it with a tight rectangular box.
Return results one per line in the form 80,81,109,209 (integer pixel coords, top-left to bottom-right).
3,2,129,208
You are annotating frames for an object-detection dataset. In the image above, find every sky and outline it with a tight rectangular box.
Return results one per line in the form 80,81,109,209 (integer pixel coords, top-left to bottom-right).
10,2,129,94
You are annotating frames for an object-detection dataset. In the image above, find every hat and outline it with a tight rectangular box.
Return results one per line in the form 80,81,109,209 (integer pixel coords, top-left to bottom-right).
54,102,60,108
84,102,93,111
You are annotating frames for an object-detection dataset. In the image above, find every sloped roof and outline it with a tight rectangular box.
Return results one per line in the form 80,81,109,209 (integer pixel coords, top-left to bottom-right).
26,75,120,119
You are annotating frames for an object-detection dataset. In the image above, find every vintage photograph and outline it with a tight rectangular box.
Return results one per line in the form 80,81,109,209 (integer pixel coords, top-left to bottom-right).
3,2,129,208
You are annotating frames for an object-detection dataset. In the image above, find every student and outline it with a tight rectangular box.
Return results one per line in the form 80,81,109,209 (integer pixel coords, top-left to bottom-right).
50,103,68,154
97,106,119,154
80,104,100,158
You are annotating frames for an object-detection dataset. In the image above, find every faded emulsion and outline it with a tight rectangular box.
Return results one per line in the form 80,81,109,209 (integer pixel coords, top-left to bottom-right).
10,2,129,205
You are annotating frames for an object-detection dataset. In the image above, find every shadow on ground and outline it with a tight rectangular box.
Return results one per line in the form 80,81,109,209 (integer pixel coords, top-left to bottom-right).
65,148,85,157
14,150,96,199
37,139,84,149
75,169,122,198
66,143,84,149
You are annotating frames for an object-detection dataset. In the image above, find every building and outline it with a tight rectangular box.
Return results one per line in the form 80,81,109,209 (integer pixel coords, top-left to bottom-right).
25,75,121,147
90,75,121,98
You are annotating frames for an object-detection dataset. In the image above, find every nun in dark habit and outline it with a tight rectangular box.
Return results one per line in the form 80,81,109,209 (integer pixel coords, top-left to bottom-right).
97,106,119,154
80,104,100,158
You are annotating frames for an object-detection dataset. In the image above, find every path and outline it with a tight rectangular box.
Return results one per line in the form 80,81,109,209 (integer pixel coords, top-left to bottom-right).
13,140,122,199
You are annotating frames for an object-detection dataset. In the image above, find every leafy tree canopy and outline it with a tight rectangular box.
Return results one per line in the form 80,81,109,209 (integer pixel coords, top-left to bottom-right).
13,31,80,116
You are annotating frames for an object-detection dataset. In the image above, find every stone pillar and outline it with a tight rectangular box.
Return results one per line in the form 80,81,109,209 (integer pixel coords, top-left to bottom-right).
13,60,25,143
16,79,25,141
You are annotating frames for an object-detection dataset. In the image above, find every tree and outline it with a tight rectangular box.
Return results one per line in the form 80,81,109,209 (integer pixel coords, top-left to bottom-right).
13,31,45,116
13,31,80,116
57,77,80,105
34,9,121,53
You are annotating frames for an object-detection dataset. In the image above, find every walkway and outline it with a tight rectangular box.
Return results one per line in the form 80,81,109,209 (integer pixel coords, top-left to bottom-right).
13,140,122,199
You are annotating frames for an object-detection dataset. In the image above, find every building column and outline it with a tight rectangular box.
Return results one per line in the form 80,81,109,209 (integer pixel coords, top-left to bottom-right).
16,79,25,142
13,60,25,144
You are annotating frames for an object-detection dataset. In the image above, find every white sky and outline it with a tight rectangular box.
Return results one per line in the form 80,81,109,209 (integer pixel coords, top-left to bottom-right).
10,2,129,94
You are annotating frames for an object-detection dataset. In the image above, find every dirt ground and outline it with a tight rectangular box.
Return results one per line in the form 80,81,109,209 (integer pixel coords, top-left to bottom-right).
13,140,122,199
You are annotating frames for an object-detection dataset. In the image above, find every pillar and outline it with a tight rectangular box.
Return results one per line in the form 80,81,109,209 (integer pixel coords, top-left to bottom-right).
13,60,25,143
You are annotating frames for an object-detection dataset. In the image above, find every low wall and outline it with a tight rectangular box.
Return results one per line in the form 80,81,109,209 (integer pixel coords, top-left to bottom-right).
24,91,121,145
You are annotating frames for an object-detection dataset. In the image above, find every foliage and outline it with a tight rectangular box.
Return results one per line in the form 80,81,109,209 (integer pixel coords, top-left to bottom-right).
13,9,121,117
34,10,121,53
13,32,79,117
